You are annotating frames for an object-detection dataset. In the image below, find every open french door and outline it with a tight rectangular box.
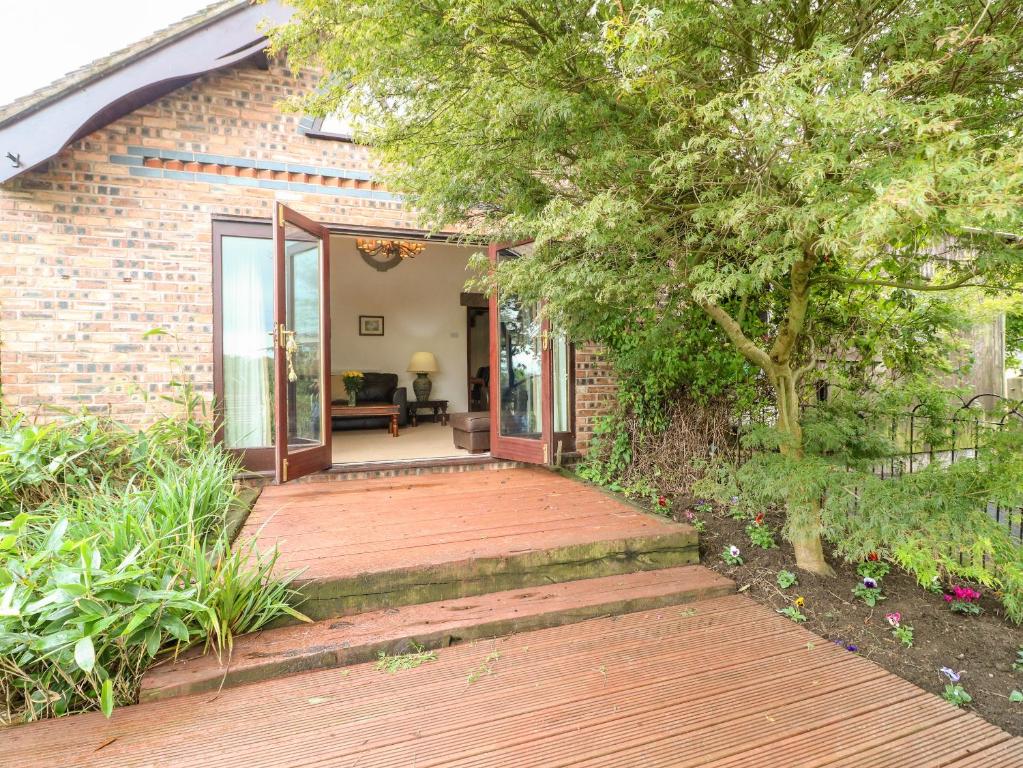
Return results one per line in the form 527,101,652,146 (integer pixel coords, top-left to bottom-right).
272,203,332,483
488,242,573,465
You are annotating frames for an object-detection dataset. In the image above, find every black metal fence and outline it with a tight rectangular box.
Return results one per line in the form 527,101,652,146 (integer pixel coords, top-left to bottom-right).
739,393,1023,545
878,394,1023,544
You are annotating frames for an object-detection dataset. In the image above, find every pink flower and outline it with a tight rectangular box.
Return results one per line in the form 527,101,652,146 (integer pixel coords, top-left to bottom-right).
947,585,981,603
685,511,695,521
885,612,901,628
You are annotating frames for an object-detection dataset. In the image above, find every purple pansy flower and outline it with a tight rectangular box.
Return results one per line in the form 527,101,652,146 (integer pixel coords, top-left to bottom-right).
862,576,878,589
940,667,962,683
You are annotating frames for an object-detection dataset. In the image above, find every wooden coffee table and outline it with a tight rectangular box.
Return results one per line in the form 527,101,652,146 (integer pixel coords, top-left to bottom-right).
330,404,401,436
407,399,450,427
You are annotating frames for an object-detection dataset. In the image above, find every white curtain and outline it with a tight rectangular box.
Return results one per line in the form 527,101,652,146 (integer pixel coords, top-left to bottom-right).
222,237,274,449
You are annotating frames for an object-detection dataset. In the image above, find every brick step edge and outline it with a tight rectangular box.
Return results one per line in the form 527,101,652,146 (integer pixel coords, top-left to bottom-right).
140,565,734,703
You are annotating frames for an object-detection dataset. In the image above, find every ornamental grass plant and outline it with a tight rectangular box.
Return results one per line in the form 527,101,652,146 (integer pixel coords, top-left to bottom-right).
0,398,304,723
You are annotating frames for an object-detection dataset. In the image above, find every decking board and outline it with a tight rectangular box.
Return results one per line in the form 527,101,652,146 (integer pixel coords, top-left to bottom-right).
140,565,735,701
4,596,1012,768
240,467,699,618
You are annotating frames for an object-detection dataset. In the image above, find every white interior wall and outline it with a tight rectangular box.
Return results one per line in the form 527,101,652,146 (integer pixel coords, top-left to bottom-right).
329,236,481,412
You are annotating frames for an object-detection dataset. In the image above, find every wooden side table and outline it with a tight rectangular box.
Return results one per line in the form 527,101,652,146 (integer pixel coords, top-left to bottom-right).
330,403,401,436
407,399,450,427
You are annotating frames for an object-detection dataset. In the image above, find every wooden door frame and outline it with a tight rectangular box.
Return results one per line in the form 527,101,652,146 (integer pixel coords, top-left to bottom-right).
272,203,333,483
465,305,489,411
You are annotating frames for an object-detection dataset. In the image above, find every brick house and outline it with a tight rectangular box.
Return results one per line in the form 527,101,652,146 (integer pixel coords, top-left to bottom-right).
0,0,616,481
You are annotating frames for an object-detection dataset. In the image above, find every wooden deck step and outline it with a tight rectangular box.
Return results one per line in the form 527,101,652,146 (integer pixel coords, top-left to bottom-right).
243,467,700,620
9,596,1017,768
140,565,734,702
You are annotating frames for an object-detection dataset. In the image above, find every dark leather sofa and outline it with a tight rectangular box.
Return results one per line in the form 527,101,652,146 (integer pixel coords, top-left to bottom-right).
331,372,408,431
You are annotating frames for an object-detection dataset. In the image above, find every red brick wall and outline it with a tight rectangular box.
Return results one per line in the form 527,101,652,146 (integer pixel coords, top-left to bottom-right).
0,57,617,453
574,343,617,455
0,60,412,422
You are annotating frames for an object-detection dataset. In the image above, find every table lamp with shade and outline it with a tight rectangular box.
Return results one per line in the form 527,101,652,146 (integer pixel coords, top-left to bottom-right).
407,351,439,401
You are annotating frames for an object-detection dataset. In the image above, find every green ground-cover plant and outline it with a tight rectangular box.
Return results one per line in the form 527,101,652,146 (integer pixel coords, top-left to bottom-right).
852,577,885,607
745,515,777,550
942,684,973,707
721,545,743,566
945,585,984,616
0,408,303,723
776,570,797,590
777,597,807,623
886,612,914,648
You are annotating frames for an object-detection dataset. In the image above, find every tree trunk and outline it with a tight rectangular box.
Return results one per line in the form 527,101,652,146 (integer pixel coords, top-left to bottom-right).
773,368,835,577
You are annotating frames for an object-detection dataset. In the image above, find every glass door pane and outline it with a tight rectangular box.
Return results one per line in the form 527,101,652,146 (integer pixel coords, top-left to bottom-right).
221,236,275,450
489,243,550,464
273,204,331,483
284,224,323,450
497,295,543,438
552,331,571,433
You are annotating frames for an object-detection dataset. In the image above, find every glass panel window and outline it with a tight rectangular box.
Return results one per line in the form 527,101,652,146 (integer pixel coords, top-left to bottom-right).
319,113,354,137
221,236,275,449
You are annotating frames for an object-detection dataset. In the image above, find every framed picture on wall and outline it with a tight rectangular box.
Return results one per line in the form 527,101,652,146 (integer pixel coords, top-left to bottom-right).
359,315,385,336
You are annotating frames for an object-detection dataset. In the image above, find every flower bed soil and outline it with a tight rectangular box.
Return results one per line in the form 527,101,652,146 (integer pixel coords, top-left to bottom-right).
672,501,1023,735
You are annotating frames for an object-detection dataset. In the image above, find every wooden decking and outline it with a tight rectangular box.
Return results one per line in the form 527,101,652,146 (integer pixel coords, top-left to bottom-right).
244,467,699,618
139,566,736,702
6,595,1019,767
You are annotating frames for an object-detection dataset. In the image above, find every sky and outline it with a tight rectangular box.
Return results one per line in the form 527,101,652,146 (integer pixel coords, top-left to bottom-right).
0,0,215,106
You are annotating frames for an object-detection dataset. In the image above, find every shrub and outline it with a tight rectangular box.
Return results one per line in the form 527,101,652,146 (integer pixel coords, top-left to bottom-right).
696,417,1023,623
0,409,303,722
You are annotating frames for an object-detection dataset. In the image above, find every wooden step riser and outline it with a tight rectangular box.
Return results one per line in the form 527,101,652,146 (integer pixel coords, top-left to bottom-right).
141,567,732,702
290,531,698,621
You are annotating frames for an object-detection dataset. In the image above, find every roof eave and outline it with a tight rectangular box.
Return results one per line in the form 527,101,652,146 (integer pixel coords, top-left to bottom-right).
0,1,293,184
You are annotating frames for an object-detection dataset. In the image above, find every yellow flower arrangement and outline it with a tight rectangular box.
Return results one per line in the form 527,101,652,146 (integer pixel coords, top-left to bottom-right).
342,370,365,404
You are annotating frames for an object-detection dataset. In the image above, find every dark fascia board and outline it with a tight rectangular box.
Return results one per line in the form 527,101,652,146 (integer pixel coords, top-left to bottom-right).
0,1,293,184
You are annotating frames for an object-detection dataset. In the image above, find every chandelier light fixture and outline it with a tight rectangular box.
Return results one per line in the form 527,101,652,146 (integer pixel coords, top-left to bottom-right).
355,238,425,272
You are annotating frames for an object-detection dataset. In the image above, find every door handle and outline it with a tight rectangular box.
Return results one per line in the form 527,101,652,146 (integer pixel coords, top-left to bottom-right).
279,323,298,382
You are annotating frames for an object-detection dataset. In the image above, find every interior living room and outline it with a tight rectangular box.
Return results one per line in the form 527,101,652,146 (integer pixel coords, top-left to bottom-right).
327,235,491,464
